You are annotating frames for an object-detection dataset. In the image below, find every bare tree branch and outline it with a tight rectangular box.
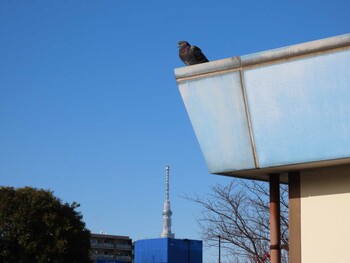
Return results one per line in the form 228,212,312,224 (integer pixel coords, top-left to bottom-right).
182,179,289,263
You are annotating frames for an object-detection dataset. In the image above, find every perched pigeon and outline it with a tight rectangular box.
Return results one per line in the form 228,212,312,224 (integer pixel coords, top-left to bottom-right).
178,41,209,66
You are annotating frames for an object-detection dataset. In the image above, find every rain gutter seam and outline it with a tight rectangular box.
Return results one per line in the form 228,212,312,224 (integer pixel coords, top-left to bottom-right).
239,68,259,169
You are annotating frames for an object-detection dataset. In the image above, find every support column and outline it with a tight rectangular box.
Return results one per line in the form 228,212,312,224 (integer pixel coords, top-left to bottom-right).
288,171,301,263
269,173,281,263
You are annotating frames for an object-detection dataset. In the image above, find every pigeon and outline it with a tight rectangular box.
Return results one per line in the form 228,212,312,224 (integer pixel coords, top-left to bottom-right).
178,41,209,66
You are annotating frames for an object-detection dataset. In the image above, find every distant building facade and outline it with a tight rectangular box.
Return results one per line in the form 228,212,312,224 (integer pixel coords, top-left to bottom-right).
134,238,202,263
90,233,132,263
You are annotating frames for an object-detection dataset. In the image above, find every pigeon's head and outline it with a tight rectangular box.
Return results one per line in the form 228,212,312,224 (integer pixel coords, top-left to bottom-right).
178,41,190,49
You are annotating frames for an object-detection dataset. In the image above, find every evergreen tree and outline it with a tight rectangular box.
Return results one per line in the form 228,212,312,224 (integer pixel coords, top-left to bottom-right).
0,186,91,263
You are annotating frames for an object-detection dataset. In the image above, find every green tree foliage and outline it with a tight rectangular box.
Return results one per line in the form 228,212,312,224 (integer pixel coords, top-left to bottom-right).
0,186,91,263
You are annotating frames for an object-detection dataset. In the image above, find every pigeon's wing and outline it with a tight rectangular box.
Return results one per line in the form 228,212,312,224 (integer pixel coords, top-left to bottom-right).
191,46,209,63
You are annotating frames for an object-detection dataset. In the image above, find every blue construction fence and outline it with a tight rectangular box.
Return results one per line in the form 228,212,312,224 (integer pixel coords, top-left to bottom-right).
96,260,125,263
135,238,202,263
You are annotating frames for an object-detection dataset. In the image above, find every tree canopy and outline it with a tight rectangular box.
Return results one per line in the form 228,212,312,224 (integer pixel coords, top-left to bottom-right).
0,186,91,263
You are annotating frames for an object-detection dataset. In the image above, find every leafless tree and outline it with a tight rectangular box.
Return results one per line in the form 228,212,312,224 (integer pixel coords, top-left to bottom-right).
185,179,289,263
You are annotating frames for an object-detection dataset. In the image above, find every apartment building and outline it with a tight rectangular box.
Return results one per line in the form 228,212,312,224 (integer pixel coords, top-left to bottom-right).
90,233,132,263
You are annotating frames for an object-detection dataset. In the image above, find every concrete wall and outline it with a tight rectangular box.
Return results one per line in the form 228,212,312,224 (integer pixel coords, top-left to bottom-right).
300,165,350,263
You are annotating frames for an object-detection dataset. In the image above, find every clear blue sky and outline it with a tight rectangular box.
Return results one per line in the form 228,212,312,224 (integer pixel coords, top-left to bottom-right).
0,1,349,262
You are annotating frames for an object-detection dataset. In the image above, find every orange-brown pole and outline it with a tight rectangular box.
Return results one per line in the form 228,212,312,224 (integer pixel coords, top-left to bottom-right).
269,174,281,263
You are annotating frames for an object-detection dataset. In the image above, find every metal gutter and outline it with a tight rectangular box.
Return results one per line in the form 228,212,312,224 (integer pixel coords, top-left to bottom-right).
241,33,350,67
174,33,350,81
174,56,240,81
175,33,350,181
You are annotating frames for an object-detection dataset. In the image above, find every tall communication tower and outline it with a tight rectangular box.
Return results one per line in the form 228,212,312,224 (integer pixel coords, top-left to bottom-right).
160,165,175,238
